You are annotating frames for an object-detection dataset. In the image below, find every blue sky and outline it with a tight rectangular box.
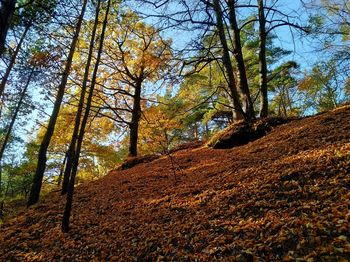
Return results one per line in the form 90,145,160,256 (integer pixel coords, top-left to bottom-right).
132,0,321,70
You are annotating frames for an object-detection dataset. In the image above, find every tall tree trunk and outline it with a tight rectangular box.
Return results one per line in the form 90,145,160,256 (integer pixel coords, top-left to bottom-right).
258,0,268,118
61,0,101,195
27,0,88,207
0,68,34,163
227,0,254,120
0,68,34,203
61,0,111,233
128,81,142,157
0,21,31,98
0,0,16,57
212,0,244,120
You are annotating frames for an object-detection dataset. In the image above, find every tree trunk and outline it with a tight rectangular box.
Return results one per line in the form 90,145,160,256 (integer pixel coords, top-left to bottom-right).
61,0,101,195
0,0,16,57
281,87,287,118
212,0,244,121
0,68,34,202
57,151,68,187
0,21,31,98
0,201,3,220
61,0,111,233
258,0,268,118
128,81,142,157
0,68,34,163
27,0,88,207
227,0,255,120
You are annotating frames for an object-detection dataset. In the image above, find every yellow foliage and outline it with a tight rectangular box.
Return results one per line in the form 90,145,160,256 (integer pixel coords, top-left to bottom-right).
138,106,182,155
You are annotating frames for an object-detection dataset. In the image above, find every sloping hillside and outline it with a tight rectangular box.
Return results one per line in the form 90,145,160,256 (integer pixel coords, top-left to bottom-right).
1,106,350,261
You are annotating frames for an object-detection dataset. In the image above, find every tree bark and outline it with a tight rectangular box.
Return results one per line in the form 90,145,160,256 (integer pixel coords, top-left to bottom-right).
27,0,88,207
128,81,142,157
227,0,254,120
258,0,268,118
61,0,101,195
61,0,111,233
212,0,244,120
0,0,16,57
0,21,31,98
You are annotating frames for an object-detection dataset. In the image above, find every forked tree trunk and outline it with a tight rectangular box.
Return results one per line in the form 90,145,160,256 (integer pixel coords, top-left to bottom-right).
27,0,88,207
227,0,255,120
61,0,111,233
61,0,101,195
0,0,16,57
258,0,268,117
212,0,244,121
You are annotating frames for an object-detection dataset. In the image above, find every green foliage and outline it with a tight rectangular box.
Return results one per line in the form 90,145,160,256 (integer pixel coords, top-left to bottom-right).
0,142,38,208
180,24,296,125
268,61,302,117
298,60,348,113
13,0,57,26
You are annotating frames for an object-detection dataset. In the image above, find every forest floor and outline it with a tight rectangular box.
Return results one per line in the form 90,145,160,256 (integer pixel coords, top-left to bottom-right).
1,105,350,261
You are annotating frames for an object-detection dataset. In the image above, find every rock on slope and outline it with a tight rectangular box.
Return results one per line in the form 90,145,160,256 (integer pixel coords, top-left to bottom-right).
1,106,350,261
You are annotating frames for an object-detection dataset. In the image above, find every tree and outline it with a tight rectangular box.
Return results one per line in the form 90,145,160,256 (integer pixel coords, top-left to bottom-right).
0,68,34,166
138,0,310,120
0,0,56,99
34,105,118,185
98,12,173,156
257,0,268,117
62,0,111,232
137,95,183,155
227,0,255,119
0,21,31,99
61,0,101,195
268,62,301,117
0,47,49,214
0,141,37,220
176,61,235,136
256,0,308,117
0,0,16,57
212,0,246,120
303,0,350,107
173,12,298,125
27,0,88,207
298,60,347,112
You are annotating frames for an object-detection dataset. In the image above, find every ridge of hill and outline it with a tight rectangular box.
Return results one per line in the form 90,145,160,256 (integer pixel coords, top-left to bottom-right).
1,106,350,261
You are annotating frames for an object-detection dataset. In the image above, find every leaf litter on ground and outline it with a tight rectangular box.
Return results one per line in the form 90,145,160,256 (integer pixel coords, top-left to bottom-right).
1,105,350,261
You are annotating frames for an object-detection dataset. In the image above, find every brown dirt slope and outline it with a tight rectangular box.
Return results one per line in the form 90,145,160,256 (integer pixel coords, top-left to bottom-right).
1,106,350,261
